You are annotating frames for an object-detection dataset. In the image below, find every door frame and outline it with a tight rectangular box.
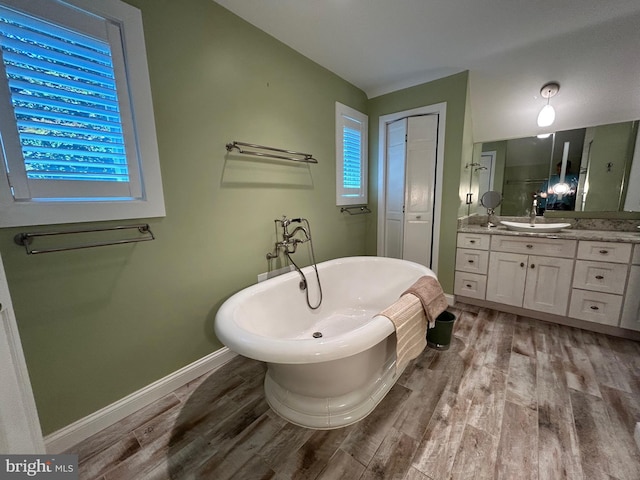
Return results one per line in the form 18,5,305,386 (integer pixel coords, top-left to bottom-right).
0,252,45,454
376,102,447,274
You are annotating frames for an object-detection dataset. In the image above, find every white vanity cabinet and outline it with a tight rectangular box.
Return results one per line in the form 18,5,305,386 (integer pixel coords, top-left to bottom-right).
568,241,632,326
620,245,640,331
455,228,640,338
454,233,489,300
485,250,574,315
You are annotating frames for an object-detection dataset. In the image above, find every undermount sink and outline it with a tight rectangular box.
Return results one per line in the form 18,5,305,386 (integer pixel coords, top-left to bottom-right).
500,221,572,233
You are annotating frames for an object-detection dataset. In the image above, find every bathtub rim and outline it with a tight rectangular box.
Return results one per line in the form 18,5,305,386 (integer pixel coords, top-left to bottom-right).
214,255,434,364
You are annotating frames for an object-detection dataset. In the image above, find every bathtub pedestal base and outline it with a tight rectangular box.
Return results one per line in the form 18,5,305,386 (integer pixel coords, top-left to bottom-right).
264,349,400,429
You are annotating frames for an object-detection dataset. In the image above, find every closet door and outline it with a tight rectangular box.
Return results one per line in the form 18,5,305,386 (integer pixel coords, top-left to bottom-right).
384,118,407,259
402,115,438,267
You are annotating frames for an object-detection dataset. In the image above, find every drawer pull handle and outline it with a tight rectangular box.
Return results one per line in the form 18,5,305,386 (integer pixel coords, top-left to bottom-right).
468,260,475,264
590,305,599,311
595,275,604,280
466,284,472,288
469,240,476,244
599,250,608,254
530,264,535,269
526,244,533,249
520,262,525,267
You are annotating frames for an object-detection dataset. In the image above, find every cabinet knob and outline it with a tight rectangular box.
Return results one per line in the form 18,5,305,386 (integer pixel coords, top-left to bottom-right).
466,284,472,288
530,264,535,269
469,240,476,244
468,260,475,264
526,244,533,249
599,250,608,254
590,305,599,311
595,275,604,280
520,262,525,267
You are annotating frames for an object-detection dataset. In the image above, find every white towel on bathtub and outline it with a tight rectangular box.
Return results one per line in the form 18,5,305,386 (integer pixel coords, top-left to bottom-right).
378,293,427,375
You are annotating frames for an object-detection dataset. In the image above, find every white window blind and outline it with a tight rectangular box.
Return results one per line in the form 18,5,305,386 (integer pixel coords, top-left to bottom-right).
0,0,165,227
0,2,140,200
336,102,367,206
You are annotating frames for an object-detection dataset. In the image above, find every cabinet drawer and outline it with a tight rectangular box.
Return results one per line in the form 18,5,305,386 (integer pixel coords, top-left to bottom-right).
490,235,576,258
454,272,486,300
457,233,490,250
577,241,632,264
568,289,623,326
455,248,489,274
572,260,628,295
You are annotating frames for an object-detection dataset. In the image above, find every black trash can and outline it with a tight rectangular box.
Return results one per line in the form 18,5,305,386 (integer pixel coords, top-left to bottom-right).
426,310,456,350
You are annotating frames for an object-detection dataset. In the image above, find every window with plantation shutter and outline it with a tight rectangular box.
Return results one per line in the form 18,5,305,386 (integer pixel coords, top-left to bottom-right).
0,0,165,227
336,102,367,206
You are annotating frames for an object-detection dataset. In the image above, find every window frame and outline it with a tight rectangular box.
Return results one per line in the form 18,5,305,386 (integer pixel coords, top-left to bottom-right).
335,101,368,206
0,0,165,227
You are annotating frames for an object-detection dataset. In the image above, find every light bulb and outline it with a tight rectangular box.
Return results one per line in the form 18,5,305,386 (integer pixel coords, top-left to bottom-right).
537,104,555,127
552,182,570,194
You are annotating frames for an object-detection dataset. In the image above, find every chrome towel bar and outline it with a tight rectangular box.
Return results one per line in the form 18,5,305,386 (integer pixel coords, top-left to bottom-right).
14,224,155,255
340,206,371,215
226,141,318,164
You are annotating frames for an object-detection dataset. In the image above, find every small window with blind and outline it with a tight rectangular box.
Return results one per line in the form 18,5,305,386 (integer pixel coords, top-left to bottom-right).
335,102,367,206
0,0,164,227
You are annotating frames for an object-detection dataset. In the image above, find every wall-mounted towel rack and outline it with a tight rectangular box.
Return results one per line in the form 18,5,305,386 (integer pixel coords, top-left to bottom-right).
340,206,371,215
226,141,318,164
14,224,155,255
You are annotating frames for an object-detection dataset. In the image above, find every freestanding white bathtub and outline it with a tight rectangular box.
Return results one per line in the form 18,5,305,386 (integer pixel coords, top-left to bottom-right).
214,256,436,429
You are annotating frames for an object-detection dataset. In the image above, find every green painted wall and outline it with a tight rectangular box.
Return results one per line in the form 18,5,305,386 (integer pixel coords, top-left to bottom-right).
0,0,367,434
366,72,471,294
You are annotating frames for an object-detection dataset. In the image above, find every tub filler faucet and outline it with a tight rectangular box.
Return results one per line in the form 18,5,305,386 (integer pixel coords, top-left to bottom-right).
266,216,323,310
267,216,309,258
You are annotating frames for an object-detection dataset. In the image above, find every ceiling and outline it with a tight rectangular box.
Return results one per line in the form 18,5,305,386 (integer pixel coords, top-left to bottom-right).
214,0,640,142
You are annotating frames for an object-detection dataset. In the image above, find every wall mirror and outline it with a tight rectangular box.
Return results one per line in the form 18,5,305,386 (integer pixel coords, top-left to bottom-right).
466,120,640,217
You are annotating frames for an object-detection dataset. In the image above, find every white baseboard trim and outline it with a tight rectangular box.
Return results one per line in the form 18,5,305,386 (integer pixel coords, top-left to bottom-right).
45,347,237,454
445,293,455,306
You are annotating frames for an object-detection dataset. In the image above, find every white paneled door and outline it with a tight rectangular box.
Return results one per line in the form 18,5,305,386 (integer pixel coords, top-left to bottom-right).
384,118,407,259
383,114,438,267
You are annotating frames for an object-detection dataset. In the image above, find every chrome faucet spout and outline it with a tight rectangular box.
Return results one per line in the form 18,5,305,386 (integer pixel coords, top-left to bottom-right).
530,195,538,225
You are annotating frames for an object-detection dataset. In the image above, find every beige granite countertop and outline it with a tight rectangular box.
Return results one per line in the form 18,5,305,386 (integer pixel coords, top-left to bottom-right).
458,224,640,243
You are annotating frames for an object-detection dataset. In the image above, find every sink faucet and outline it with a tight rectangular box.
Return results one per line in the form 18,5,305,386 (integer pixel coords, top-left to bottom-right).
530,194,537,225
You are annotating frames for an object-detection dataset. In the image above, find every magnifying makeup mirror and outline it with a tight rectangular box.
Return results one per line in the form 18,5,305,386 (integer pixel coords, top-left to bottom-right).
480,190,503,227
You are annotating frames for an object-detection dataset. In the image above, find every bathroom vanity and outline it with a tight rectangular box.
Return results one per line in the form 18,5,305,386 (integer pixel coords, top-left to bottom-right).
454,222,640,339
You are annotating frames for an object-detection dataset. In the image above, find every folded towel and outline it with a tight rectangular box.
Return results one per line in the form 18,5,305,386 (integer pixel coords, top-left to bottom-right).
379,293,427,375
402,275,448,328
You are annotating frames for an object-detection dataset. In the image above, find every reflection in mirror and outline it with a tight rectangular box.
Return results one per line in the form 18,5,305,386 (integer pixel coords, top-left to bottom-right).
471,120,639,216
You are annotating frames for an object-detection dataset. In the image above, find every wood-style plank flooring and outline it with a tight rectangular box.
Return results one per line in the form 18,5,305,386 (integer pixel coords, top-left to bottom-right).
68,304,640,479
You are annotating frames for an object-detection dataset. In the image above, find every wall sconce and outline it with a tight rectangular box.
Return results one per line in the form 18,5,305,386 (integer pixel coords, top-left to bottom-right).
537,82,560,127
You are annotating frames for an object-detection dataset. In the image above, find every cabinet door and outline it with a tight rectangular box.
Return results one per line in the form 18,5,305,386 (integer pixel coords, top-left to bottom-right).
486,252,528,307
523,255,574,315
620,265,640,331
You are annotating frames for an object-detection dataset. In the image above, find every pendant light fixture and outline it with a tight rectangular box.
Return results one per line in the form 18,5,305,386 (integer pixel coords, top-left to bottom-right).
537,82,560,127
